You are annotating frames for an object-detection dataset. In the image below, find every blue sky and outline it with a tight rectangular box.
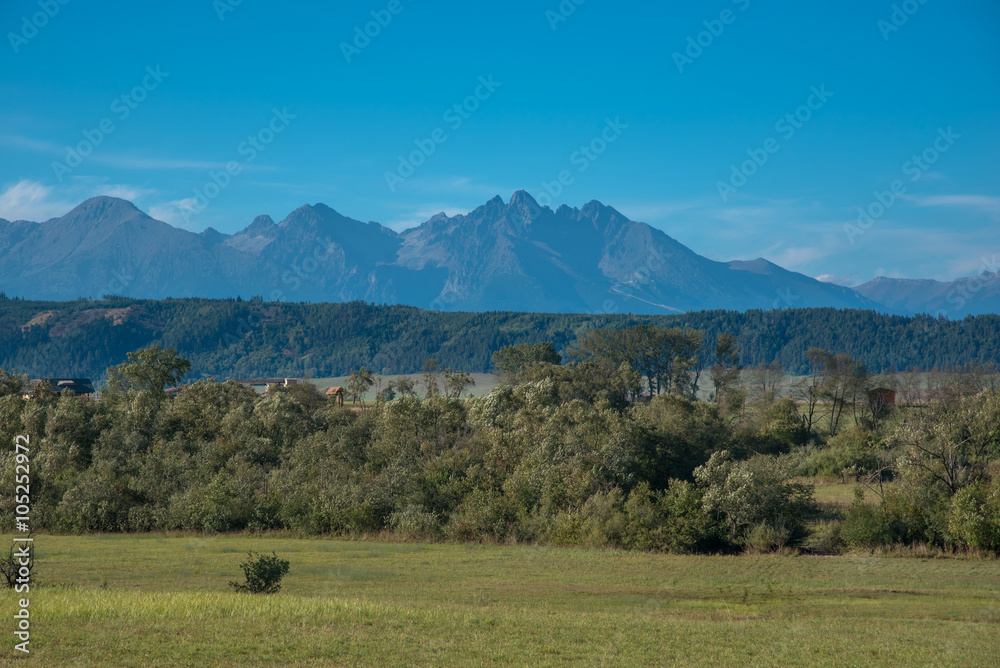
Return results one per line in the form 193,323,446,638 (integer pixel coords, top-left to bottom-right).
1,0,998,285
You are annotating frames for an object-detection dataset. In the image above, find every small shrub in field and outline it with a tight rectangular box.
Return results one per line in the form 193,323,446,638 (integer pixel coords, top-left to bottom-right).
0,542,34,589
390,504,442,540
229,551,290,594
841,490,892,549
743,521,793,554
0,548,21,589
808,520,845,555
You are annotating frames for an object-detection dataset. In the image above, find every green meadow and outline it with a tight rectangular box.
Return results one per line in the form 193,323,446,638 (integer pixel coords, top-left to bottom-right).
1,533,997,666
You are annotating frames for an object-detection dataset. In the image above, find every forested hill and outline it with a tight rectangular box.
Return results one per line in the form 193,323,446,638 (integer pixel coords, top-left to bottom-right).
1,295,997,381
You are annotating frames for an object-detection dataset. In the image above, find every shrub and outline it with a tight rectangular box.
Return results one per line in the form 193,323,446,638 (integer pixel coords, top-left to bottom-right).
695,452,815,548
840,490,891,549
229,551,290,594
743,521,793,554
657,480,728,553
808,520,844,555
0,542,33,589
390,504,442,540
790,427,883,480
948,480,1000,553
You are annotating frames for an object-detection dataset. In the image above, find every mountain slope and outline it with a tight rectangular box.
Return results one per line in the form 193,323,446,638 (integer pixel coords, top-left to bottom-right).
393,191,883,313
0,193,891,314
0,197,253,299
855,272,1000,317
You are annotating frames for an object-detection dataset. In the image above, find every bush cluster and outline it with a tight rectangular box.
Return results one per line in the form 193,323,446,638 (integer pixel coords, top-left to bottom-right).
0,362,816,554
3,343,998,557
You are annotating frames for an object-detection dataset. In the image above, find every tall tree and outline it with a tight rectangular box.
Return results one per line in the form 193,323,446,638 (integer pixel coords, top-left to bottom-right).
710,333,741,404
346,367,375,407
105,346,190,396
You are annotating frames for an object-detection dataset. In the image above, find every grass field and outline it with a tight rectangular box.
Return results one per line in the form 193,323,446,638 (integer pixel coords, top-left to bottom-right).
1,534,997,666
310,373,501,401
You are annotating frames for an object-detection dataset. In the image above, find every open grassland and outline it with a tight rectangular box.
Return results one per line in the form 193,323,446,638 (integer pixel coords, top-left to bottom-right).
1,535,997,666
310,373,500,400
807,481,884,509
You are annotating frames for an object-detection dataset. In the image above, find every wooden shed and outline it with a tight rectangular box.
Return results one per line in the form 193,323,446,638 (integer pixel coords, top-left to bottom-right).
867,388,897,407
326,386,345,407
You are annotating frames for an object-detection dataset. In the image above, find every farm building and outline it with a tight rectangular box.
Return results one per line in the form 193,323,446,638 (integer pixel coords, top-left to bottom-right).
867,388,897,406
231,378,299,392
22,378,96,399
326,386,345,406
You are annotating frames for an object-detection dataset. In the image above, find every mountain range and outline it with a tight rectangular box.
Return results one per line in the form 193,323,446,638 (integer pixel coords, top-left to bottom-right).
1,192,996,317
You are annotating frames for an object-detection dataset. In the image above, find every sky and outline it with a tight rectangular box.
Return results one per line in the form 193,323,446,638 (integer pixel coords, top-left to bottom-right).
1,0,998,286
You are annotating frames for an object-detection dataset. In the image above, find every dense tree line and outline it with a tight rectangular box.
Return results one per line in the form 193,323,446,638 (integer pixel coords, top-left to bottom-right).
2,336,998,556
0,296,999,382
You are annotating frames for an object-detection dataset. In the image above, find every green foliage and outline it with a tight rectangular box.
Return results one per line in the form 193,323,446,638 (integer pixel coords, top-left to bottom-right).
789,427,883,479
492,342,561,379
894,390,1000,495
390,504,443,540
229,551,290,594
346,367,374,404
695,452,815,550
3,338,999,556
2,298,1000,382
840,489,892,550
574,324,702,397
0,541,33,589
710,332,741,404
948,479,1000,552
633,395,730,486
106,345,191,396
0,369,26,397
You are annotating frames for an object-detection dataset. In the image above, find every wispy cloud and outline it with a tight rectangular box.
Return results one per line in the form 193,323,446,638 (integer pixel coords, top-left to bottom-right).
769,245,831,270
148,198,202,229
0,178,154,222
386,205,469,231
90,155,275,172
907,194,1000,219
407,176,517,199
0,180,68,221
613,199,705,223
815,273,860,286
0,134,276,173
0,134,62,154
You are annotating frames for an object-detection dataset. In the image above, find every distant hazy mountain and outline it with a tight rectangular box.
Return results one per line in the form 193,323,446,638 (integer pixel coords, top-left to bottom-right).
0,192,895,314
854,272,1000,317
